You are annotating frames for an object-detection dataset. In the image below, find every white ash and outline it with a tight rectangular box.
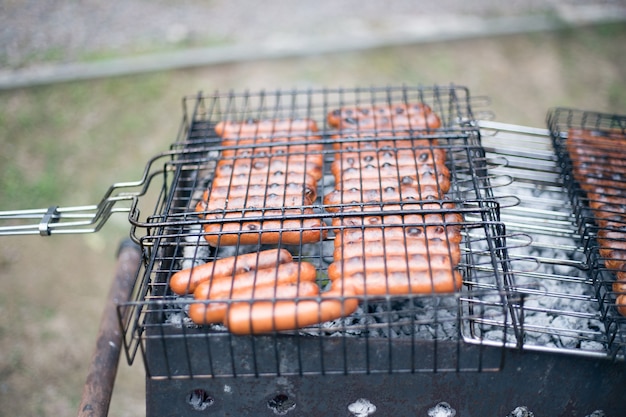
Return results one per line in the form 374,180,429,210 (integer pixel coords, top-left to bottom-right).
347,398,377,417
427,402,456,417
506,406,534,417
181,224,211,270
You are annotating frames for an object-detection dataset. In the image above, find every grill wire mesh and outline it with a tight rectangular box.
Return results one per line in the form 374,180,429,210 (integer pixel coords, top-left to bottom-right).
548,108,626,357
118,86,522,379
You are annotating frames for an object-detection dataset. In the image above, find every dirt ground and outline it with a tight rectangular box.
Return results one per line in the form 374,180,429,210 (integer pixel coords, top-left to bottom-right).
1,24,626,417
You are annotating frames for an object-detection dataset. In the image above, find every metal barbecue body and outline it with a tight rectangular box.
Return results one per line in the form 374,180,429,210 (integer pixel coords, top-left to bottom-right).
2,86,625,417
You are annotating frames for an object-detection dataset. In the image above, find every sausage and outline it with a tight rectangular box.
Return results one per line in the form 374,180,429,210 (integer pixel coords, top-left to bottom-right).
202,208,327,246
345,269,463,295
193,261,318,300
224,282,359,334
333,162,449,182
188,281,320,324
333,207,464,226
210,171,319,190
332,137,438,151
332,148,447,170
332,237,461,263
215,156,323,179
327,254,455,280
327,104,441,130
208,183,317,202
328,103,436,124
333,225,462,248
221,143,323,158
323,189,444,212
215,118,319,138
206,193,314,211
323,182,450,207
618,294,626,317
169,248,293,295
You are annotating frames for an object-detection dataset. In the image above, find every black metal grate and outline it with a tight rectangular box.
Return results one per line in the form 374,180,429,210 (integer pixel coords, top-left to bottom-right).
118,86,517,379
548,107,626,358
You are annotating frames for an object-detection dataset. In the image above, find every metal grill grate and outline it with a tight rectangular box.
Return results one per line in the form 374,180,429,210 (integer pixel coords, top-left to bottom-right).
118,86,518,378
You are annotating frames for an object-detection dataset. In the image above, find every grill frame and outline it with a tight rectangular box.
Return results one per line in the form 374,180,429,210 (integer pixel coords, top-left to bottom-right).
118,85,521,380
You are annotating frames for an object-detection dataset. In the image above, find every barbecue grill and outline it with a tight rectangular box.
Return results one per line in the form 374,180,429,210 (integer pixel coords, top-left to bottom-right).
1,85,625,417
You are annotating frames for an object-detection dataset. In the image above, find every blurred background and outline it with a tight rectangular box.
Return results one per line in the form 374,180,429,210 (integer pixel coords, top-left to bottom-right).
1,1,626,416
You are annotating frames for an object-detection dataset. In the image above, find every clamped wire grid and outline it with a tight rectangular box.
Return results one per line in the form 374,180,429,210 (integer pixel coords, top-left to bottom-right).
547,108,626,358
118,86,522,379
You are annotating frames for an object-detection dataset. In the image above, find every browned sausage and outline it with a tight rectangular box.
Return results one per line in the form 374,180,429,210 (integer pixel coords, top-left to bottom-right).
327,254,455,280
208,183,317,202
328,103,435,124
617,294,626,317
193,261,318,300
323,182,450,207
327,104,441,130
345,269,462,295
169,249,293,295
332,137,438,151
188,281,320,324
215,118,319,138
332,238,460,263
333,162,449,182
221,143,324,158
206,194,313,211
202,208,327,246
224,282,359,334
333,226,462,247
215,157,323,179
209,171,319,190
332,148,447,170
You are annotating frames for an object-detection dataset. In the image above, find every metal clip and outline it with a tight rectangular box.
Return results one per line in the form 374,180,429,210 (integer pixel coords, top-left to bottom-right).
39,206,59,236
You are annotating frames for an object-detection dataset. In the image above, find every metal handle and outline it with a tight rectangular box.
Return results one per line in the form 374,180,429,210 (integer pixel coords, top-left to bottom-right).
77,239,142,417
0,200,132,236
0,151,174,236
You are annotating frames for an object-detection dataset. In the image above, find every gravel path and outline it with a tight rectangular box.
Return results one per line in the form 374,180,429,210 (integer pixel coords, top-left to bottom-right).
2,0,626,70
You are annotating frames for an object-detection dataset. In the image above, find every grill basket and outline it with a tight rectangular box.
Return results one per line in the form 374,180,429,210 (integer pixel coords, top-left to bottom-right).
117,86,519,379
548,107,626,356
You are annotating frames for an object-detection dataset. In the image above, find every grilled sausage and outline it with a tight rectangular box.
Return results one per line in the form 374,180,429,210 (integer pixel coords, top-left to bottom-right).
224,282,359,334
327,254,455,280
215,156,323,180
210,171,319,190
202,208,327,246
193,261,318,300
332,148,447,170
617,294,626,317
206,194,313,211
215,118,318,138
208,183,317,202
169,249,293,295
567,128,626,315
221,143,323,158
333,162,449,182
332,238,461,263
332,137,438,151
188,281,320,324
344,269,463,295
327,103,441,131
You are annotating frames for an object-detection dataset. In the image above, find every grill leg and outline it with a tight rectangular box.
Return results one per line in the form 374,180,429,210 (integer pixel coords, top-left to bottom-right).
77,239,142,417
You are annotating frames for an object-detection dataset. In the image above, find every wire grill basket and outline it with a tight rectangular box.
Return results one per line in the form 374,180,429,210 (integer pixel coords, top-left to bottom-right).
117,85,519,379
547,108,626,356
